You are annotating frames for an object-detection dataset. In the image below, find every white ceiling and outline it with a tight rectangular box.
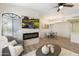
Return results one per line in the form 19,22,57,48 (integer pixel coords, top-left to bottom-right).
1,3,79,18
8,3,79,16
7,3,57,13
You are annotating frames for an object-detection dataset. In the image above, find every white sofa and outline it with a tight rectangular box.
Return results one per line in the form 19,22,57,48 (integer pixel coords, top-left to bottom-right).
0,36,23,56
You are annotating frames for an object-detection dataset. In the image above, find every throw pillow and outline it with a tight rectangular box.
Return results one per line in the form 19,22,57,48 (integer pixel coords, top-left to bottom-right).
2,45,15,56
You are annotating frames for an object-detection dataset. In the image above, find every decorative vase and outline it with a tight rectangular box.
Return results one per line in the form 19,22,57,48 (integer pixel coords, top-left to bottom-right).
50,46,54,53
47,44,54,53
41,45,49,54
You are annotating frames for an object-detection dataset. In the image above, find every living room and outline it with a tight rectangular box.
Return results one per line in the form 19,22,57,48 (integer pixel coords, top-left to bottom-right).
0,3,79,56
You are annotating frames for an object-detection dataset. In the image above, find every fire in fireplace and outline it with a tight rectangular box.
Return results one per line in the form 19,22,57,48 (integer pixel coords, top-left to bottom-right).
23,32,39,40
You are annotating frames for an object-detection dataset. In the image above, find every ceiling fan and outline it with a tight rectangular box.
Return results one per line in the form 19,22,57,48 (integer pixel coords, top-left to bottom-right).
54,3,74,12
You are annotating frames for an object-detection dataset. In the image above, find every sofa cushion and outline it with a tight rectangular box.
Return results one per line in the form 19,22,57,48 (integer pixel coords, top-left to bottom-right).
6,36,18,46
14,45,23,56
6,36,16,42
0,36,23,56
2,46,11,56
0,36,9,56
2,45,16,56
6,36,20,44
9,40,17,46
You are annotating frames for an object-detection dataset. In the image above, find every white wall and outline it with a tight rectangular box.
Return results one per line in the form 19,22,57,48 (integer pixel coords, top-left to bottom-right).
70,22,79,43
51,22,72,38
71,32,79,43
0,14,2,36
40,16,79,39
39,21,72,38
73,22,79,32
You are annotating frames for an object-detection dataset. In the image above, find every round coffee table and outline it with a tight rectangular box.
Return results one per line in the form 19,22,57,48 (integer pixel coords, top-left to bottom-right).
36,44,61,56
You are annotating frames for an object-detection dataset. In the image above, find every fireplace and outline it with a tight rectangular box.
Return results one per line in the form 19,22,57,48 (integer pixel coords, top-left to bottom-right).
23,32,39,40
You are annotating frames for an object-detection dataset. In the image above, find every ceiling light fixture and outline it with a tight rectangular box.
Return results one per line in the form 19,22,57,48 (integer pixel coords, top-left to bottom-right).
59,6,63,9
57,5,63,12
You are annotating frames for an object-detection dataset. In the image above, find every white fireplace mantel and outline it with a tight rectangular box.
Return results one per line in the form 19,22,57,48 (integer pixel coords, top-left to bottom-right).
22,29,39,33
22,29,39,46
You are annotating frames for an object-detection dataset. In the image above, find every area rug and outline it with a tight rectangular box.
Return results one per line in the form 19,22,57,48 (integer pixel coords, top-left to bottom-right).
23,48,79,56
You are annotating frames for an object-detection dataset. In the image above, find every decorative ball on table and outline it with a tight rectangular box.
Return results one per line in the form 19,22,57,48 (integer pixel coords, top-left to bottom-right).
41,44,55,55
41,45,49,55
47,44,54,54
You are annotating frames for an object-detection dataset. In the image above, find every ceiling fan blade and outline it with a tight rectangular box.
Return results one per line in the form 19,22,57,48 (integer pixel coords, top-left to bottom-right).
58,3,66,6
63,4,74,7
